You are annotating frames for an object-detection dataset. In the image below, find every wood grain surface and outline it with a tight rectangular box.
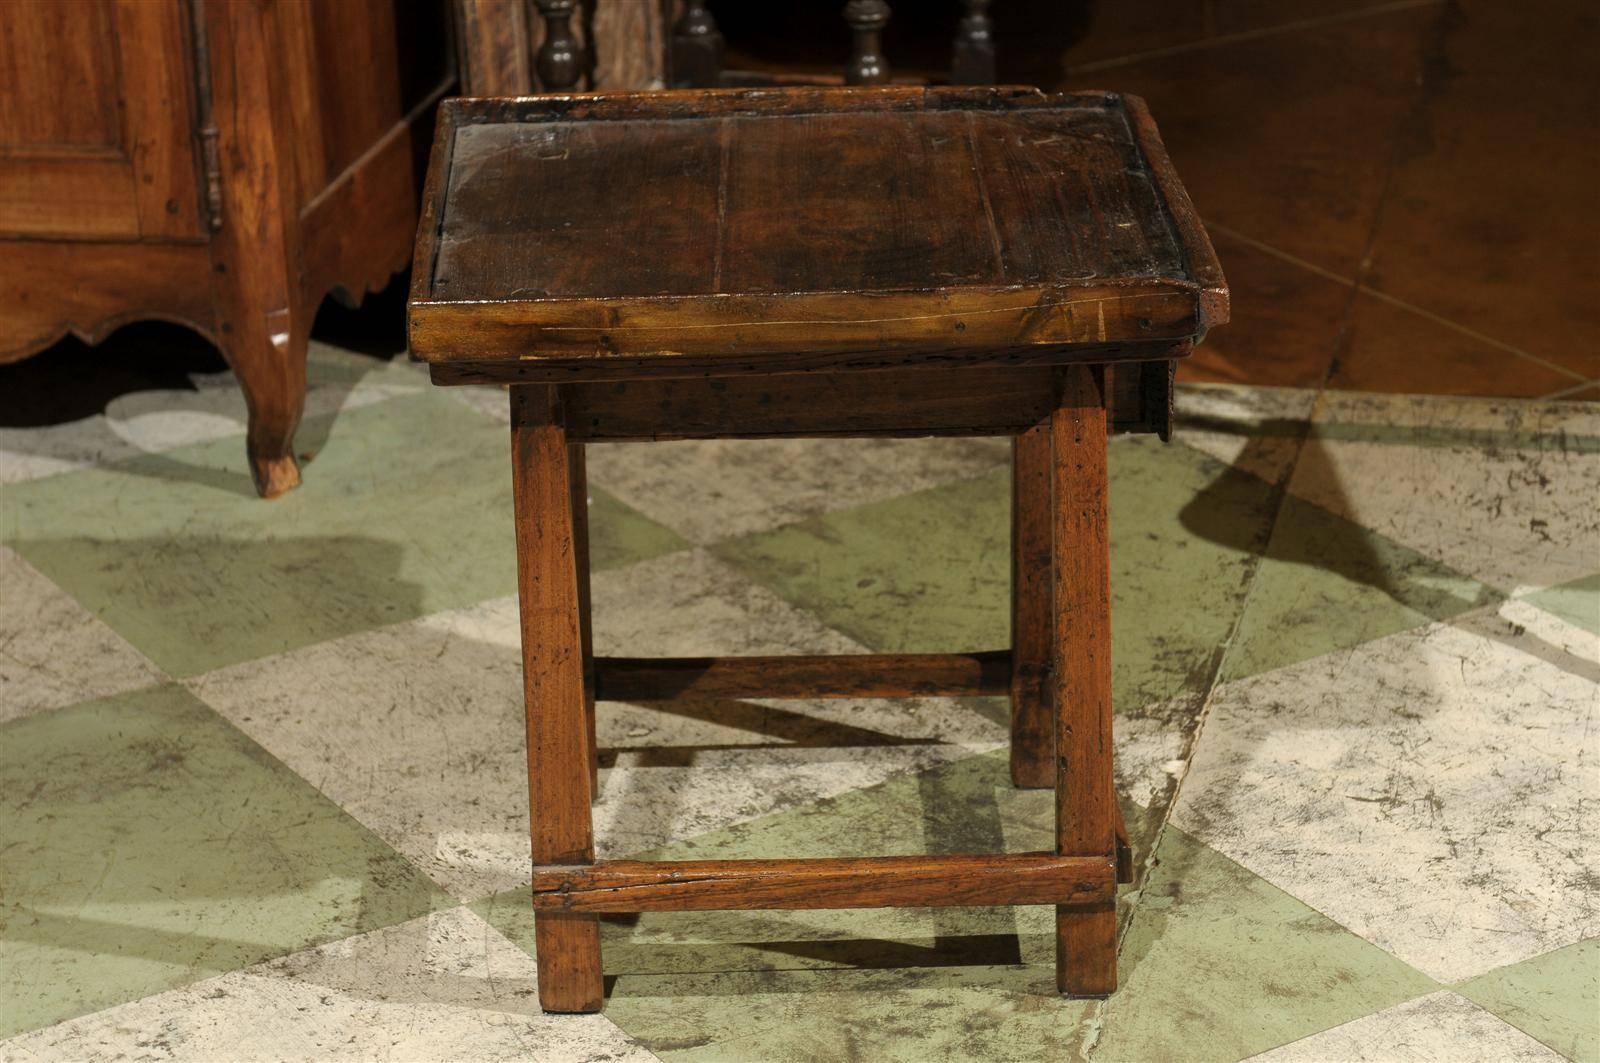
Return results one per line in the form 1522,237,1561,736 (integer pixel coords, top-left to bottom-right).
1050,365,1119,997
408,86,1227,365
532,853,1117,912
595,651,1012,701
1009,422,1054,788
510,385,604,1012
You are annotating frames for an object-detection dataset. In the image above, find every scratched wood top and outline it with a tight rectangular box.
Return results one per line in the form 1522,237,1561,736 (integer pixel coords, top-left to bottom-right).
408,87,1227,367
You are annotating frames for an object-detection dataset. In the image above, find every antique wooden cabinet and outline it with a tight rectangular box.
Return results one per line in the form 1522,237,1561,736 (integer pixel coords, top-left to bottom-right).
0,0,453,496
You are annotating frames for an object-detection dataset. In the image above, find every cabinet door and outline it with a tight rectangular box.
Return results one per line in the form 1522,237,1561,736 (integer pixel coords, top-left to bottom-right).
0,0,203,239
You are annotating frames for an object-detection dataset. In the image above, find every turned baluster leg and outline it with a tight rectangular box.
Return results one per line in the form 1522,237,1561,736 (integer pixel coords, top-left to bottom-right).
511,385,603,1013
671,0,724,88
843,1,891,85
952,0,996,84
533,0,585,91
1010,423,1053,788
1051,365,1118,997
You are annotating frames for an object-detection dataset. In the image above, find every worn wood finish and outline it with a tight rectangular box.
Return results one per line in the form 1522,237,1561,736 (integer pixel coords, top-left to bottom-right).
532,853,1116,913
0,242,216,362
511,385,603,1013
1,0,453,498
203,0,308,499
409,87,1228,368
563,365,1059,441
595,652,1011,702
413,84,1228,1012
427,341,1188,387
1051,365,1119,997
568,442,598,797
431,351,1179,444
1010,422,1054,788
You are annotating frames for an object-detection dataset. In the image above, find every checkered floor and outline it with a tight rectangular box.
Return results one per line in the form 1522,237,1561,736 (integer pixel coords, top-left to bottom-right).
2,341,1596,1062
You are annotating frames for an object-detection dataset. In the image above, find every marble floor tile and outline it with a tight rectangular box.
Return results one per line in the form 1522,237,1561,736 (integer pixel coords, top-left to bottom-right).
0,906,655,1063
1288,392,1600,592
1246,990,1566,1062
1497,595,1600,666
585,436,1009,544
190,550,1003,901
1095,824,1439,1063
1173,611,1599,983
1222,476,1498,683
607,964,1091,1063
1456,937,1600,1063
1,391,685,677
717,436,1282,707
0,545,163,723
0,684,447,1040
1522,573,1600,638
1174,381,1319,486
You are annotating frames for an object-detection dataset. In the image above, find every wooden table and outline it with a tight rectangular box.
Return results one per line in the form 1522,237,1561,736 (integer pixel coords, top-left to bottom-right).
408,85,1227,1012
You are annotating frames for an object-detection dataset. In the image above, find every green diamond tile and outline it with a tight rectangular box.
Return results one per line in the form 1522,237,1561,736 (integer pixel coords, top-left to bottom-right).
588,486,691,574
1521,574,1600,637
0,392,686,676
1095,823,1440,1063
1457,938,1600,1063
0,683,450,1039
603,965,1094,1063
715,436,1281,715
1222,489,1501,682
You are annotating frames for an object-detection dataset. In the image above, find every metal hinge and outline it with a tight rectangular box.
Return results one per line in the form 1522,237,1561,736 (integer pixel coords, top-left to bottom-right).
186,0,223,230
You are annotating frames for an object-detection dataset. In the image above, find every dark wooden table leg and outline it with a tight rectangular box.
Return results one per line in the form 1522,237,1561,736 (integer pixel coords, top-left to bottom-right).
1050,364,1118,997
568,439,599,798
511,385,604,1013
1010,422,1053,788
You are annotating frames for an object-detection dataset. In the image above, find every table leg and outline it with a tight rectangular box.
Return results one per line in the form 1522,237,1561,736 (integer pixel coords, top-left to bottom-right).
568,441,599,798
1050,365,1118,997
1010,422,1053,788
511,385,604,1013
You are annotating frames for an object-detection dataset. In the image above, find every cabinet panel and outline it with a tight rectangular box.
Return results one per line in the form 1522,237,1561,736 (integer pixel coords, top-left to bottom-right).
0,0,202,239
0,1,122,148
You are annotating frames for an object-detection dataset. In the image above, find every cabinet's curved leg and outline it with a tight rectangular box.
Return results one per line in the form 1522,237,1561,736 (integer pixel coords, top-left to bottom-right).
202,0,308,499
227,309,309,498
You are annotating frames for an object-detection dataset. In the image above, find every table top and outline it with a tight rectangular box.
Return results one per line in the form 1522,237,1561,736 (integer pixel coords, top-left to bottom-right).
408,87,1227,371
